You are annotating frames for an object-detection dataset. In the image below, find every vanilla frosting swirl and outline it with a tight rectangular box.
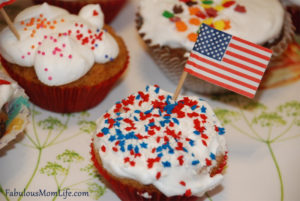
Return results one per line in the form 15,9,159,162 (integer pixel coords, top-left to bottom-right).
93,85,227,197
0,3,119,86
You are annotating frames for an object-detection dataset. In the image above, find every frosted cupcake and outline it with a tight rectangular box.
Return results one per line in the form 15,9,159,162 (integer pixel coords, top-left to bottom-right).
0,71,29,149
32,0,127,24
91,85,227,200
136,0,294,94
0,3,129,113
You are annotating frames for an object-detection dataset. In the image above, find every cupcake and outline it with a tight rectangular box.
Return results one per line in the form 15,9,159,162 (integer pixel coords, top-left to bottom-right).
91,85,228,200
136,0,294,94
32,0,127,24
282,0,300,34
0,71,29,149
0,3,129,113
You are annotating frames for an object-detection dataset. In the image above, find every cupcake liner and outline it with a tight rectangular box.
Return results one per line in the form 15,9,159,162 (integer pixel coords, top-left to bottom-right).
0,71,30,150
90,143,198,201
286,6,300,34
1,55,129,113
136,10,295,95
32,0,127,24
269,12,295,61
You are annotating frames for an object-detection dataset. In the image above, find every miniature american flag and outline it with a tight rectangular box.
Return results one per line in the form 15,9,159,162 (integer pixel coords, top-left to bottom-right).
0,0,15,8
185,23,272,98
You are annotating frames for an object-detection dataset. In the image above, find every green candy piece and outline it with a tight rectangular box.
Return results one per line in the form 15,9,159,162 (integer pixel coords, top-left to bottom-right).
162,10,174,18
202,0,213,5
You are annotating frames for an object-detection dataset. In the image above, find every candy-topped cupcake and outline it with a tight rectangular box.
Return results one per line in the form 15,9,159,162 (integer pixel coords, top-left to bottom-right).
91,85,227,200
0,3,129,113
136,0,294,94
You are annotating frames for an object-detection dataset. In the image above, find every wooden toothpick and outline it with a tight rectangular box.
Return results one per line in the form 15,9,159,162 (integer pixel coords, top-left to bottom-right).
0,7,19,40
173,71,188,101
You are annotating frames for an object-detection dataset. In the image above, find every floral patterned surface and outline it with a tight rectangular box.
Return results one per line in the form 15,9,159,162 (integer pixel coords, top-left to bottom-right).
0,0,300,201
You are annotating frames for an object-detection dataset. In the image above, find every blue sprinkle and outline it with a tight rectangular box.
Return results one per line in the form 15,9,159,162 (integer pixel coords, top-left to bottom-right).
158,110,162,116
164,115,171,119
201,106,207,113
168,148,174,154
108,135,116,142
116,117,123,121
156,146,163,152
125,132,137,140
95,44,98,47
191,105,197,110
127,144,133,151
105,54,108,59
189,140,195,146
134,116,139,122
116,112,121,116
134,146,140,154
154,87,160,94
162,161,171,168
210,153,216,160
145,85,149,91
164,104,176,114
96,28,100,32
183,147,188,152
110,57,114,62
193,130,200,135
104,119,109,124
218,127,225,135
134,110,141,113
140,142,148,148
144,125,149,132
114,121,120,127
101,127,109,134
145,108,153,114
191,153,195,157
192,160,200,166
166,95,172,104
148,122,155,127
159,121,165,127
136,94,141,100
157,153,163,158
120,146,125,152
172,118,179,125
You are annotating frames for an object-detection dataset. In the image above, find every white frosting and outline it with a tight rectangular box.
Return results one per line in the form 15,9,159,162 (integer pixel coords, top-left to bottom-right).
138,0,284,50
0,3,119,86
93,86,227,197
0,80,18,109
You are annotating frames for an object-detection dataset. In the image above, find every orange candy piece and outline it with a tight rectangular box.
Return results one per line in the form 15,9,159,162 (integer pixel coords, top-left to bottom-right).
187,33,198,42
189,18,201,26
176,21,188,32
189,7,201,15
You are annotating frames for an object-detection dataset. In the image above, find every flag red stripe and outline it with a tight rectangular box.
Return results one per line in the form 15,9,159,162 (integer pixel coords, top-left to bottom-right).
190,53,261,83
225,50,268,69
222,57,264,76
185,68,255,98
232,36,273,54
186,60,258,90
0,79,11,85
228,43,270,61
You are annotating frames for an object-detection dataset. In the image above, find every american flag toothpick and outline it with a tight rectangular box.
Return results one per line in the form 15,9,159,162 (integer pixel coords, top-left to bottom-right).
173,23,272,100
0,0,19,40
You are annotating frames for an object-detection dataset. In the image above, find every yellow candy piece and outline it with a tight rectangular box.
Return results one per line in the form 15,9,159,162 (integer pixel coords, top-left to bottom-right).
202,18,213,25
214,20,225,30
201,4,211,9
215,5,224,11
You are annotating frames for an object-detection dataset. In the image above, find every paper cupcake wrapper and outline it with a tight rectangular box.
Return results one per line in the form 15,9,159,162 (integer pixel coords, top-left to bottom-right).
32,0,127,24
90,143,198,201
0,72,30,150
136,11,295,94
1,55,129,113
270,12,295,60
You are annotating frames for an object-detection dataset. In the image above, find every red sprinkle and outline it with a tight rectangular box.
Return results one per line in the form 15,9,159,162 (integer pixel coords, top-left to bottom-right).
234,4,246,13
156,172,161,180
180,181,186,186
185,189,192,197
101,145,106,152
223,0,236,8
